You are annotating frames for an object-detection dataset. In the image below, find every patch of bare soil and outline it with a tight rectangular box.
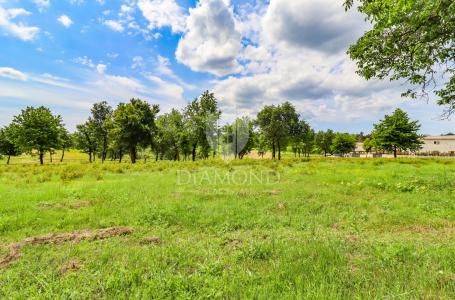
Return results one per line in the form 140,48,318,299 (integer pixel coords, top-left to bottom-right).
68,200,92,209
37,200,93,210
221,238,243,248
60,259,81,275
140,236,161,245
277,202,286,210
0,227,133,269
269,189,280,196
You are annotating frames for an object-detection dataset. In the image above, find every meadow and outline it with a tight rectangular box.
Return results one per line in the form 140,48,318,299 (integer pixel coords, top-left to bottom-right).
0,155,454,299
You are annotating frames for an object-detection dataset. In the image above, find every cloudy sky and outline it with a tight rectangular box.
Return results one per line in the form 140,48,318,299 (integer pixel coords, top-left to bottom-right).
0,0,453,134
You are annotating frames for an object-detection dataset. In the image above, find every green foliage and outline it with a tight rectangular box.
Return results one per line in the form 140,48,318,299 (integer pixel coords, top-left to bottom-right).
183,91,221,161
74,120,98,163
90,101,113,162
9,106,64,164
345,0,455,115
290,120,314,157
221,116,254,159
371,108,423,157
315,129,335,156
256,102,299,160
154,109,186,160
331,133,357,155
112,98,159,163
0,126,20,164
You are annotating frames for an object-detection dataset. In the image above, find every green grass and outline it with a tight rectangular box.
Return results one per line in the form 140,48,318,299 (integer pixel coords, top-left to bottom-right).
0,157,454,299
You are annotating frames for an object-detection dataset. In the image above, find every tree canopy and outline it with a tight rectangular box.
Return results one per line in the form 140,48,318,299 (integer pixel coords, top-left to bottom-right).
112,99,159,163
9,106,64,164
331,133,357,155
371,108,423,157
0,126,20,164
345,0,455,115
256,102,299,160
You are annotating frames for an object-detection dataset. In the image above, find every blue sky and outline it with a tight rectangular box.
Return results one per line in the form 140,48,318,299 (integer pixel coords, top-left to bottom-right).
0,0,453,134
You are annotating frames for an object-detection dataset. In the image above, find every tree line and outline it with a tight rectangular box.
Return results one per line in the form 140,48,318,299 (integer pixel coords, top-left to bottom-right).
0,91,424,164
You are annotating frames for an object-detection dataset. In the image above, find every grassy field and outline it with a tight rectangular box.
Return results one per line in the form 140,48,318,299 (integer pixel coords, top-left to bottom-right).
0,157,454,299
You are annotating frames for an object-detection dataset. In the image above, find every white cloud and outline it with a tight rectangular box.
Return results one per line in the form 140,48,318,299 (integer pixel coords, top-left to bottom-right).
131,56,144,69
153,55,197,90
96,64,107,74
107,52,119,59
144,74,184,100
176,0,242,76
137,0,186,33
0,5,39,41
57,15,73,27
33,0,50,12
262,0,367,53
103,20,124,32
73,56,95,68
0,67,27,81
7,8,32,19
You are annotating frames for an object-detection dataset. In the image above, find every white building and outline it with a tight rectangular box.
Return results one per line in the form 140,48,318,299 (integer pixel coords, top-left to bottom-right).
420,135,455,155
354,135,455,156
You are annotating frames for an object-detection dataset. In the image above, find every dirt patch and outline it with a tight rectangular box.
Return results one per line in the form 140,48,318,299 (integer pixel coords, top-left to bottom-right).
221,238,243,247
60,259,81,275
0,227,133,269
277,202,286,210
68,200,92,209
388,225,455,237
37,202,65,209
140,236,161,245
38,200,93,210
269,190,279,196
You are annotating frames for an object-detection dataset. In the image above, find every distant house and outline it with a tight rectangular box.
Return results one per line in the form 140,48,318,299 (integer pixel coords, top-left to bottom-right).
354,135,455,157
420,135,455,156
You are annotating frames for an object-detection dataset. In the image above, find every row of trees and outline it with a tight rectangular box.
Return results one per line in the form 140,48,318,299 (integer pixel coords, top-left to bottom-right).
0,91,424,164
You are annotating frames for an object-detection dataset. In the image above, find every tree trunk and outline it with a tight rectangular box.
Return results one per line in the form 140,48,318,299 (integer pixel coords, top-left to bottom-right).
102,137,107,163
39,150,44,165
272,142,276,160
89,151,92,163
394,146,397,158
60,148,65,162
49,151,53,163
7,155,11,165
130,146,137,164
192,144,197,161
278,140,281,160
119,150,123,163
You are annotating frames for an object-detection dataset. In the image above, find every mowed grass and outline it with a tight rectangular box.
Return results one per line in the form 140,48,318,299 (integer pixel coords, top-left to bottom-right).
0,157,454,299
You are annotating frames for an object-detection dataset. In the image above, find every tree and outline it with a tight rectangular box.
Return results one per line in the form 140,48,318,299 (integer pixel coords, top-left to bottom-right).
155,109,185,161
221,116,254,159
362,137,375,155
344,0,455,115
10,106,64,165
0,126,20,164
290,120,314,157
74,120,97,163
315,130,335,157
256,102,299,160
184,91,221,161
256,132,267,158
59,128,73,162
112,99,159,163
331,133,356,155
371,108,423,158
90,101,113,162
